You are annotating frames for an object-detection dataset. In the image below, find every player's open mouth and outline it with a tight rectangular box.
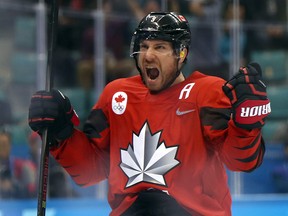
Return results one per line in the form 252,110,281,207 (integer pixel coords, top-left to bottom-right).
146,68,159,80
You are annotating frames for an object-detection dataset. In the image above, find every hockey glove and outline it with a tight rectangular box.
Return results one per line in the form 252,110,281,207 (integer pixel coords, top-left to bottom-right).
28,89,80,141
222,62,271,129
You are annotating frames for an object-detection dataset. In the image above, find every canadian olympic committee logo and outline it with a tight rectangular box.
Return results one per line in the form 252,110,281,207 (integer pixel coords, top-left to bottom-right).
112,91,127,115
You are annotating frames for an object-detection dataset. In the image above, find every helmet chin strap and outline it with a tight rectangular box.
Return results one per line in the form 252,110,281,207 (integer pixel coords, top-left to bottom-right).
167,60,182,85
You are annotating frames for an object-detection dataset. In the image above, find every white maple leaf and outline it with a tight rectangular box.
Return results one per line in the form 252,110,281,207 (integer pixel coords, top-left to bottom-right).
120,122,179,188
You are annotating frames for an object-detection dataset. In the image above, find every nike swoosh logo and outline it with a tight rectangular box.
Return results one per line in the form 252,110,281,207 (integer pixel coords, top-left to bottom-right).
176,108,195,116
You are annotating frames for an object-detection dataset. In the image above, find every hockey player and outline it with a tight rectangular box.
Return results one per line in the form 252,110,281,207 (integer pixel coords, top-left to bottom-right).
28,12,271,216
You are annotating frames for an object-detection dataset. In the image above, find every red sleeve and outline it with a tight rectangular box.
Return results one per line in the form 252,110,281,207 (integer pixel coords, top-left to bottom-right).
199,78,265,172
50,129,110,186
220,121,265,172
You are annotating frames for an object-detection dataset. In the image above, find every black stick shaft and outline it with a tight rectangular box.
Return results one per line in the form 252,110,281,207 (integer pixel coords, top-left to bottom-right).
37,0,58,215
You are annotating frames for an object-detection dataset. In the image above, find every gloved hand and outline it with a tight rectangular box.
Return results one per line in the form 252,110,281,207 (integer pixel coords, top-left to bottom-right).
28,89,80,141
222,62,271,129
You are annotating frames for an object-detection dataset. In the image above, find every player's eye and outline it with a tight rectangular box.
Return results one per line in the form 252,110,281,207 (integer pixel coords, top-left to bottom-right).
155,45,166,50
139,43,148,51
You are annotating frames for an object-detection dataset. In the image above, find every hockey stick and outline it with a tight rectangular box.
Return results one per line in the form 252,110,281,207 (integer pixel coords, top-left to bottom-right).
37,0,59,215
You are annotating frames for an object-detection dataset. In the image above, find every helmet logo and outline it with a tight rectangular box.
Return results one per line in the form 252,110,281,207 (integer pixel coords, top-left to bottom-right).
178,15,186,22
148,15,157,22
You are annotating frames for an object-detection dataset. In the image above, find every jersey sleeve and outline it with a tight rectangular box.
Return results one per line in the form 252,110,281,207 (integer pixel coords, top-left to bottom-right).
50,86,112,187
198,78,265,172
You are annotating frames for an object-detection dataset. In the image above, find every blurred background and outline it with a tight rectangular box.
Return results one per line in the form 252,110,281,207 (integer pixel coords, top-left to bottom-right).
0,0,288,215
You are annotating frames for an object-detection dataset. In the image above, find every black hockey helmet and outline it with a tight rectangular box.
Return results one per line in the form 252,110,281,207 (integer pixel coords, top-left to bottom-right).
130,12,191,58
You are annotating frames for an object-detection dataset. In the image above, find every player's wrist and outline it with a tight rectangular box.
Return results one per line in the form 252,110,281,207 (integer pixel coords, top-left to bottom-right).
54,123,74,140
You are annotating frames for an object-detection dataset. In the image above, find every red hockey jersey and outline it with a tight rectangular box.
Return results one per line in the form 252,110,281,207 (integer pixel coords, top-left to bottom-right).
51,72,265,216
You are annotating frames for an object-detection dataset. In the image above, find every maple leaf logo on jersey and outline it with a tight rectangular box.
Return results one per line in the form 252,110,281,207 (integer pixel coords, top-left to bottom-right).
115,95,125,103
120,122,179,188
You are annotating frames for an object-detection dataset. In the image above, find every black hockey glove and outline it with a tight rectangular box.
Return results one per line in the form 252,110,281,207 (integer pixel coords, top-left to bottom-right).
222,62,271,129
28,89,80,141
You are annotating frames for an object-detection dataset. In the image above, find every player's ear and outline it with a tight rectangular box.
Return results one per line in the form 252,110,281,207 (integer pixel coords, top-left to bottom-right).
179,48,188,63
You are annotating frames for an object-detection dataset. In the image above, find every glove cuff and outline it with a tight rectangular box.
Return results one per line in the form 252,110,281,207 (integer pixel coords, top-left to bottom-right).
233,99,271,129
54,123,74,140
